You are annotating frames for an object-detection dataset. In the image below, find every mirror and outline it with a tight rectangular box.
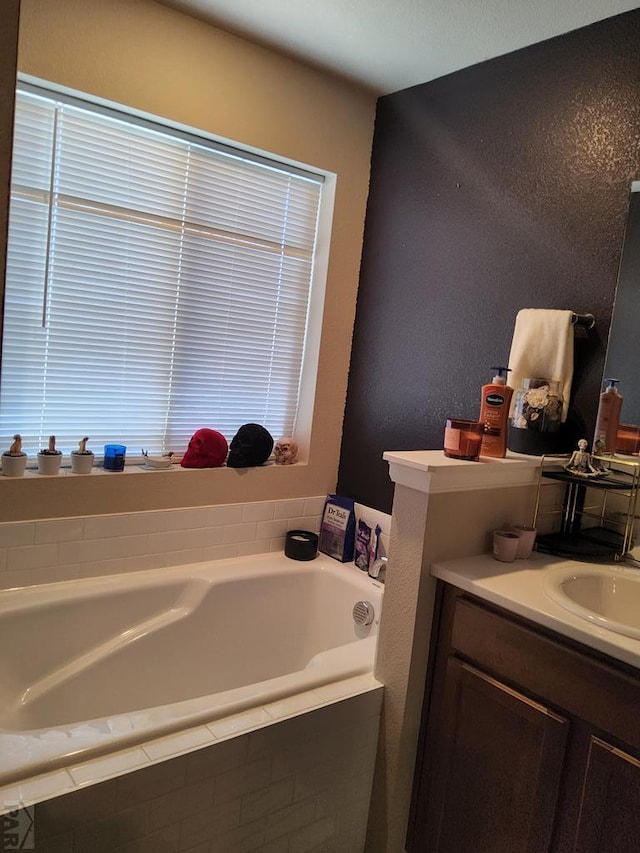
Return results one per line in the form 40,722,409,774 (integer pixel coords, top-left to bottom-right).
600,183,640,436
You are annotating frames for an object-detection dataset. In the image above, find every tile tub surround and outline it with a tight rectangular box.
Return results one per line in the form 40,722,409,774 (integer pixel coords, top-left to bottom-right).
0,497,328,589
0,684,383,853
0,497,391,590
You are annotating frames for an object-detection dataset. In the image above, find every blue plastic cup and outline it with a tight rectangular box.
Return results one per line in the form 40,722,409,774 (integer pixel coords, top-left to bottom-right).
103,444,126,471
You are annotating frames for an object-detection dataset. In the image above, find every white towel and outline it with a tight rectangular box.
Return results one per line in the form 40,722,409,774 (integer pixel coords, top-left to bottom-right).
508,309,574,422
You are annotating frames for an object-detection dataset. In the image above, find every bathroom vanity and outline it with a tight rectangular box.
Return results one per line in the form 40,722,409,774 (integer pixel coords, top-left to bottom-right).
407,554,640,853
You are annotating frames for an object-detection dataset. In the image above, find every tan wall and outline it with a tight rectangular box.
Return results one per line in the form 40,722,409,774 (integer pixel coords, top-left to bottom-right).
0,1,20,362
3,0,376,521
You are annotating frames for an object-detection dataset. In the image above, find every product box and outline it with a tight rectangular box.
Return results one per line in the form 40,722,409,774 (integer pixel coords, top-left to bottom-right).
318,495,356,562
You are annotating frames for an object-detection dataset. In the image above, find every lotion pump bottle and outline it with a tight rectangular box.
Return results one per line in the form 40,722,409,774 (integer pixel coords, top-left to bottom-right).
594,378,623,454
479,367,513,458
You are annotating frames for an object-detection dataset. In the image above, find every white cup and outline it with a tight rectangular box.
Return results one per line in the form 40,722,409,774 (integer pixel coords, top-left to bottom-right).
511,524,537,558
492,529,520,562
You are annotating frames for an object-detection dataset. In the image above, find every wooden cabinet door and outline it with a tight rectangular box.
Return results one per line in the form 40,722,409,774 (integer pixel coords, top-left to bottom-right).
421,658,569,853
573,736,640,853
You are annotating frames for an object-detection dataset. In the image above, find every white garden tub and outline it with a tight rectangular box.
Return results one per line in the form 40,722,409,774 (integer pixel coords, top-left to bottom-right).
0,553,383,787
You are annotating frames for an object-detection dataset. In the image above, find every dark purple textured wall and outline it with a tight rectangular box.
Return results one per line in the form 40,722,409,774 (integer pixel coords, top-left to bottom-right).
337,9,640,513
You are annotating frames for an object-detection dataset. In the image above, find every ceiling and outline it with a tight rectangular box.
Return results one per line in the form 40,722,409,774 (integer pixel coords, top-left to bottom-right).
158,0,640,95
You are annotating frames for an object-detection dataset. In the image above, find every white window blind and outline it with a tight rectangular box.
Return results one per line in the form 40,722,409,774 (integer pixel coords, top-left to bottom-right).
0,85,324,458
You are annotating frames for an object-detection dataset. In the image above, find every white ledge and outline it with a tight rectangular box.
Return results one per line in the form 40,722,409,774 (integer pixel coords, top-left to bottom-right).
383,450,541,494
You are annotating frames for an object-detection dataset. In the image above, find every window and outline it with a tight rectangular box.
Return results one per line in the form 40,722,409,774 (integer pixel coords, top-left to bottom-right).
1,83,325,458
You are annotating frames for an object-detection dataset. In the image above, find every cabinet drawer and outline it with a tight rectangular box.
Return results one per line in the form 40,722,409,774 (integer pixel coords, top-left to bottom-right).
449,593,640,751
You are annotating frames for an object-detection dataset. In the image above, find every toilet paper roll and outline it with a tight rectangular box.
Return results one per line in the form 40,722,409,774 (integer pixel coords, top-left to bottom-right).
285,530,319,561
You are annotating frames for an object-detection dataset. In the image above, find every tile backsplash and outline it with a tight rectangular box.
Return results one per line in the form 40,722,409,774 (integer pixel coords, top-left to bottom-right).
0,497,327,589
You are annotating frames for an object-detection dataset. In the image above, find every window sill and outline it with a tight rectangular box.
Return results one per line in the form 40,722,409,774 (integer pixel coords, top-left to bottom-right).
1,460,299,479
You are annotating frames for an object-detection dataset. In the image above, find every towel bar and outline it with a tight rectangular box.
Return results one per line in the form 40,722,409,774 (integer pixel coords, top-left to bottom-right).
570,312,595,329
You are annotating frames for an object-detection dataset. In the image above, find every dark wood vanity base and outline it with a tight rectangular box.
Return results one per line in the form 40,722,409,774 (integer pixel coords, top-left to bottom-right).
407,582,640,853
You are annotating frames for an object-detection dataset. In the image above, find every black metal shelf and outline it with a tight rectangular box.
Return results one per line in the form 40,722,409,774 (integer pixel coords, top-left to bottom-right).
534,456,640,560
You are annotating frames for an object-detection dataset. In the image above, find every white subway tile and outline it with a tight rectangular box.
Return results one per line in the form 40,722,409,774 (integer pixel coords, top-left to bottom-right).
286,516,318,533
223,523,257,545
241,502,275,523
164,507,216,531
185,736,247,784
34,517,84,544
214,757,272,805
201,544,238,562
274,499,306,520
146,778,215,832
269,538,286,552
179,797,241,849
188,527,227,549
265,692,321,721
204,818,264,853
59,534,148,565
0,569,30,589
7,544,58,572
288,815,336,853
30,564,80,585
83,513,163,540
256,519,288,540
208,709,271,740
146,530,195,554
164,548,204,567
264,796,317,844
18,770,75,806
143,726,214,762
207,504,244,526
0,522,35,548
313,677,377,704
240,778,294,825
78,554,165,579
236,540,271,557
69,748,149,787
304,496,326,517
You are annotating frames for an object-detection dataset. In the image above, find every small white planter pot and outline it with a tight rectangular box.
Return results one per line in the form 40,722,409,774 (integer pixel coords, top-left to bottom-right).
37,451,63,475
71,451,94,474
2,453,27,477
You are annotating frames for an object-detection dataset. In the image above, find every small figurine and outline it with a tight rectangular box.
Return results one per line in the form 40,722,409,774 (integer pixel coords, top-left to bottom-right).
181,429,228,469
142,449,175,469
38,434,62,475
8,434,22,456
274,437,298,465
71,436,94,473
227,423,274,468
564,439,606,477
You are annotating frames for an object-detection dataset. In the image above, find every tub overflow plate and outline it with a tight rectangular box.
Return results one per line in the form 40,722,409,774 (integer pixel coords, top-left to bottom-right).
352,600,375,626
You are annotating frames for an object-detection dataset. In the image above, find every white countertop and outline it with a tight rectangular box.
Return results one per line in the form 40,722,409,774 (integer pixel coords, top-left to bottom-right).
432,552,640,670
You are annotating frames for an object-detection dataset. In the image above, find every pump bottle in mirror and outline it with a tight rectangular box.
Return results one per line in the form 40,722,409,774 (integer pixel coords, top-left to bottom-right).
594,378,622,454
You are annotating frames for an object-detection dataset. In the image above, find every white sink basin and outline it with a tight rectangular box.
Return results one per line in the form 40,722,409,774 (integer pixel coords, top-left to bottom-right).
544,564,640,640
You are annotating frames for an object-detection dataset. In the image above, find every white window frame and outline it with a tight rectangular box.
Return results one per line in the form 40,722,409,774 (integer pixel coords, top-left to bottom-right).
0,76,335,465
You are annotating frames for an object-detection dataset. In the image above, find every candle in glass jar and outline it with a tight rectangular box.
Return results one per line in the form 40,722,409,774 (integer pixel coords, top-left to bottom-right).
444,418,484,461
